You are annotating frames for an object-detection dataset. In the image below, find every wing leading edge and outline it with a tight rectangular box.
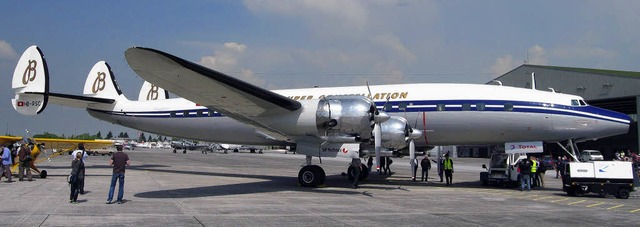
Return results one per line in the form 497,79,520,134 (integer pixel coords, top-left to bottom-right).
125,47,303,141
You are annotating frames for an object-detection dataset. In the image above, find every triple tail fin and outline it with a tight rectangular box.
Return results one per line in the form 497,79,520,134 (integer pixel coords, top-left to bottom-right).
11,45,49,115
83,61,127,101
11,45,124,116
138,81,169,101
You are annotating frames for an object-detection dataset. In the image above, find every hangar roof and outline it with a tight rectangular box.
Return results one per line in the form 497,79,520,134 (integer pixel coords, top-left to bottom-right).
526,65,640,78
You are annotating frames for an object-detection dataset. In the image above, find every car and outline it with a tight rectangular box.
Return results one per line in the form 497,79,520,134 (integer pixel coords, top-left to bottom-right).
580,150,604,161
539,155,554,169
89,148,114,156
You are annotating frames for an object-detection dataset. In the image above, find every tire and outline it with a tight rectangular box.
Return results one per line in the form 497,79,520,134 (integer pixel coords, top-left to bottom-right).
616,188,630,199
298,165,325,187
233,148,239,153
40,170,47,179
574,187,584,197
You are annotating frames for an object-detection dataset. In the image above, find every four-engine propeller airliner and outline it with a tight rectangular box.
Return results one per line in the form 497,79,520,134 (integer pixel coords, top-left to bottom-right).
11,45,631,187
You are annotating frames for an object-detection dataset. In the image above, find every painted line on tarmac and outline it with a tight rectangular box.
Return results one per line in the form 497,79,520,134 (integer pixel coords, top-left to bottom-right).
532,196,553,201
607,204,624,210
550,198,570,203
585,202,605,208
567,200,586,205
630,208,640,213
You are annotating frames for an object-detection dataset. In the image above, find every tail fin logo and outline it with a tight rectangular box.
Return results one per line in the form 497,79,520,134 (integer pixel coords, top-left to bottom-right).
92,72,107,93
146,85,159,100
22,60,38,85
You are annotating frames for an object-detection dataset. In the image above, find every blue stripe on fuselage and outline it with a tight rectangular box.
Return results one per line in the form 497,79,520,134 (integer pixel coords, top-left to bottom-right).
88,99,631,125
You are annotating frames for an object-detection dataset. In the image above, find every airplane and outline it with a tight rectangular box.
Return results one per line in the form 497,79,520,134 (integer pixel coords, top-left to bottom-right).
0,135,114,178
10,45,631,187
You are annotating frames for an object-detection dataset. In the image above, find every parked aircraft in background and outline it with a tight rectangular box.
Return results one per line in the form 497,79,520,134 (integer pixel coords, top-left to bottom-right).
10,45,631,187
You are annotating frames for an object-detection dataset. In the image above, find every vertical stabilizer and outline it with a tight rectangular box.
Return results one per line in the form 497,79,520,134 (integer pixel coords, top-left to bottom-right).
11,45,49,115
138,81,169,101
83,61,126,100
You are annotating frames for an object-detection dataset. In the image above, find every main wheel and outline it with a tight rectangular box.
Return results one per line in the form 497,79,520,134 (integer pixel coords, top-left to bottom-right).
40,170,47,179
616,188,630,199
298,165,326,187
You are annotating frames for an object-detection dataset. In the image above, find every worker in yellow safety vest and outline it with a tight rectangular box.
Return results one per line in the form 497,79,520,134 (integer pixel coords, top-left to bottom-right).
442,153,454,186
530,156,538,188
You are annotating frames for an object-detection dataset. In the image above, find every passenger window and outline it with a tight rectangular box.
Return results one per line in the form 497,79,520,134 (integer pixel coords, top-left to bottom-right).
183,110,189,117
170,112,176,117
437,104,446,111
476,103,485,111
197,110,204,117
504,103,513,111
384,103,393,111
398,102,408,111
462,103,471,111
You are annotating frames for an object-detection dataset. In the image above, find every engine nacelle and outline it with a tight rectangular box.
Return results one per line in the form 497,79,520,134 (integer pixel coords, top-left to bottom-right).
315,95,377,141
380,116,411,150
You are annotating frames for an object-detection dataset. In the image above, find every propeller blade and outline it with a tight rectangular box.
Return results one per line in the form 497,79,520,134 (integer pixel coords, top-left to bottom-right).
409,139,416,180
374,123,382,172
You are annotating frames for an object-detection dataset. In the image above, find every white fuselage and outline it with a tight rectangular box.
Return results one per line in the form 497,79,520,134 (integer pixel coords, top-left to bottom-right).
86,83,631,148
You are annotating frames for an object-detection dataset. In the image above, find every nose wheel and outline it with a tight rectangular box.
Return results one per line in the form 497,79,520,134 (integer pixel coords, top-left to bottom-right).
298,165,325,187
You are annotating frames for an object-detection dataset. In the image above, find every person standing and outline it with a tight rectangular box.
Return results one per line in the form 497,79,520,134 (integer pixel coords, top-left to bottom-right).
107,147,130,204
379,156,386,175
411,157,419,181
71,144,88,194
442,153,454,185
530,156,538,188
518,158,532,191
18,143,33,181
1,144,13,182
421,156,431,182
69,152,84,203
350,158,362,189
366,156,373,173
385,157,393,175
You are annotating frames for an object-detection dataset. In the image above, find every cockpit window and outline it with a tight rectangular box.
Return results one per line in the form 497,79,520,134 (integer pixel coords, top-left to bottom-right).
571,99,579,106
579,99,588,106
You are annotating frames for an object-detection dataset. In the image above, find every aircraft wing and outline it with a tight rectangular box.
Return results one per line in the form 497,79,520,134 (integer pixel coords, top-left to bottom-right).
0,136,23,146
125,47,302,140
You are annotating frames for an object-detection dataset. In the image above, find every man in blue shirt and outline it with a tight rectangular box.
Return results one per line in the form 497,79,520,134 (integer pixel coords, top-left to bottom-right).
1,144,13,182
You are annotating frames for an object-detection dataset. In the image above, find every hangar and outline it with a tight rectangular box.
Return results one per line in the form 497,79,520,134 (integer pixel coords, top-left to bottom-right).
491,64,640,160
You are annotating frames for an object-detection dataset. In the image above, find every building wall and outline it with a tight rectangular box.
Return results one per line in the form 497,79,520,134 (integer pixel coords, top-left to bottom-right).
494,65,640,100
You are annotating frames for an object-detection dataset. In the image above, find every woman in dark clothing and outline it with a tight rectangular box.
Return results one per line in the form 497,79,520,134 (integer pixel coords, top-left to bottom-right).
70,152,84,203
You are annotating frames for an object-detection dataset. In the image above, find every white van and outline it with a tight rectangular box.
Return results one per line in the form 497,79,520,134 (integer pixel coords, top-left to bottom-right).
580,150,604,161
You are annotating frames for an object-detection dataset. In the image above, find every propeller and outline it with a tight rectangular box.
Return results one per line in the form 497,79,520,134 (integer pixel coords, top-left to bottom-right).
367,82,389,173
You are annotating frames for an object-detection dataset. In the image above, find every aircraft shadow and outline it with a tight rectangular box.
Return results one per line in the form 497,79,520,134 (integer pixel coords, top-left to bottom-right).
134,167,363,199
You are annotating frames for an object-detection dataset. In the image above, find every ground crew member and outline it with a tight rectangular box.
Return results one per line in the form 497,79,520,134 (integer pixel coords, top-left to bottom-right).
421,156,431,182
443,153,453,185
351,158,362,189
530,156,538,188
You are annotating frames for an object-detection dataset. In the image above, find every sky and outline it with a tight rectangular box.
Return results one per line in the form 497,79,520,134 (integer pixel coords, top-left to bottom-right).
1,0,640,138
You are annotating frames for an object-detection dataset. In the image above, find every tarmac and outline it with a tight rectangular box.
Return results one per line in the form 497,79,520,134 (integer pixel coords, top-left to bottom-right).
0,148,639,226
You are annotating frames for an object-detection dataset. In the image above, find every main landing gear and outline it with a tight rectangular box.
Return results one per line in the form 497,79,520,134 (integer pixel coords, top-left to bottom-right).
298,155,326,187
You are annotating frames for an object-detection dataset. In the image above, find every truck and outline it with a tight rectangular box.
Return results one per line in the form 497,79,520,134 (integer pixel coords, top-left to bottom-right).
562,161,637,199
480,153,528,187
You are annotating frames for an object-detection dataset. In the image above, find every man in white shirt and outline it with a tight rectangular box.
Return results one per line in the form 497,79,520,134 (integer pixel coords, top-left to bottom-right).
70,144,88,194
